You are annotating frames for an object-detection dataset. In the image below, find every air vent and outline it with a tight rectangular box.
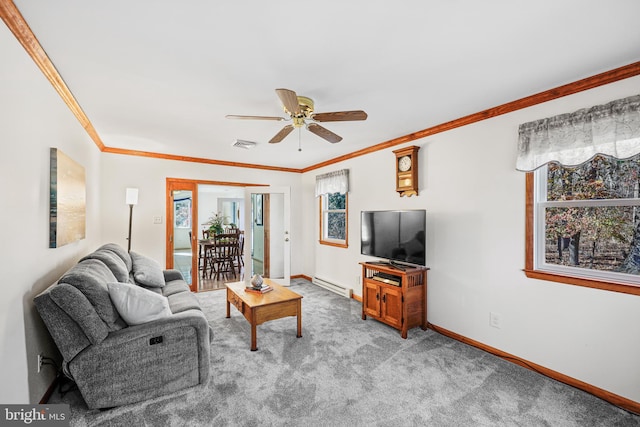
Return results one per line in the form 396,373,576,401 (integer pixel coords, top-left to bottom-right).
233,139,257,149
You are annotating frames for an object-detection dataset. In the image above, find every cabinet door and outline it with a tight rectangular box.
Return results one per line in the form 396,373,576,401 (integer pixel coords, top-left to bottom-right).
381,286,402,329
363,281,381,318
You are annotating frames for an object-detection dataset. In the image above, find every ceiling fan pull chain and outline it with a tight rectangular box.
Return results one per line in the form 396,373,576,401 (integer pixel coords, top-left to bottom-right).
298,128,302,152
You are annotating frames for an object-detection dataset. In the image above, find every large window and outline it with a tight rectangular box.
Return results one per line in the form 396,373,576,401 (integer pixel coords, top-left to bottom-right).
527,154,640,295
319,192,348,247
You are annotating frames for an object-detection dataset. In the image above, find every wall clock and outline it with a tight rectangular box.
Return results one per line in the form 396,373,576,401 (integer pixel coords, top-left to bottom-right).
392,145,420,197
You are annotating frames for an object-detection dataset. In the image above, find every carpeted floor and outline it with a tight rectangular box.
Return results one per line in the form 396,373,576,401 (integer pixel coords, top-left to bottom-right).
50,279,639,426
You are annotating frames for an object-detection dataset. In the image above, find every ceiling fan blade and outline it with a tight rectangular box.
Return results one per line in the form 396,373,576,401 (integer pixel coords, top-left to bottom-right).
225,114,285,121
311,110,368,122
275,88,301,115
269,124,294,144
307,123,343,143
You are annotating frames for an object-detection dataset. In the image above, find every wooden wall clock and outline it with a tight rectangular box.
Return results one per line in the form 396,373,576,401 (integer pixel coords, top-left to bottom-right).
392,145,420,197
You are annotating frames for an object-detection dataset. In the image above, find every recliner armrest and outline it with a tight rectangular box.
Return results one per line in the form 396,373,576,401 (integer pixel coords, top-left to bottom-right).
163,269,184,283
67,310,212,409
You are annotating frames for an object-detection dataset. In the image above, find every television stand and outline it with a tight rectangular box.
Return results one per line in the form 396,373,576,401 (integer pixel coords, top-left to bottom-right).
360,262,429,338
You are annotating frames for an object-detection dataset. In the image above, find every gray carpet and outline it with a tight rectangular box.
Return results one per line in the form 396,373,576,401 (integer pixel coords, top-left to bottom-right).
51,279,639,426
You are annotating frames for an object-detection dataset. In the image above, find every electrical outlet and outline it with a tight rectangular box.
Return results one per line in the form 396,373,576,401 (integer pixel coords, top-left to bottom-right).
153,216,163,224
489,312,502,329
37,354,43,373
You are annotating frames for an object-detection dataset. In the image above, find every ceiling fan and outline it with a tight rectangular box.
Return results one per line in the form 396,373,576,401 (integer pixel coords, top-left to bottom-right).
226,88,367,144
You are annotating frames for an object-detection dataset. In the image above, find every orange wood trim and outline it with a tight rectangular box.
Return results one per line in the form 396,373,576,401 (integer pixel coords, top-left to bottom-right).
165,181,172,269
166,178,198,291
292,274,312,282
165,177,268,188
0,0,106,151
302,61,640,172
191,187,199,292
351,293,362,303
319,241,349,248
523,269,640,296
103,146,302,173
524,172,640,296
525,173,534,271
429,323,640,415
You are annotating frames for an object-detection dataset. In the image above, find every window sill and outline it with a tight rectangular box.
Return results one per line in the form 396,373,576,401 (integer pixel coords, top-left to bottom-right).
319,240,348,248
523,269,640,296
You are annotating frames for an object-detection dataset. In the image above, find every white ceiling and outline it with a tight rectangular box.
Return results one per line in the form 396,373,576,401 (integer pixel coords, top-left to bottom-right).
12,0,640,169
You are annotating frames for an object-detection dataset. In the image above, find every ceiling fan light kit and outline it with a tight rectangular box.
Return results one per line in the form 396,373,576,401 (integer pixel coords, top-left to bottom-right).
226,88,367,146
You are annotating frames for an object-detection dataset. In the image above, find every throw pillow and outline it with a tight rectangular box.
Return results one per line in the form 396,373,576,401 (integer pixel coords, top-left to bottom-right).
80,249,129,283
130,251,165,288
107,282,172,325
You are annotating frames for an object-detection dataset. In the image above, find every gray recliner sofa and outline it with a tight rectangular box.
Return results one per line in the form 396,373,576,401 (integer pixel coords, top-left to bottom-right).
34,243,213,409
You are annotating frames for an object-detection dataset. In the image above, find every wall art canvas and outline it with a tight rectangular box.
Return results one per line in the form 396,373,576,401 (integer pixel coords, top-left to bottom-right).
50,148,86,248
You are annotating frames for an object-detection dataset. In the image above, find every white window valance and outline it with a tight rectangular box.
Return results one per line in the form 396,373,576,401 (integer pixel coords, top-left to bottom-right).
516,94,640,171
315,169,349,197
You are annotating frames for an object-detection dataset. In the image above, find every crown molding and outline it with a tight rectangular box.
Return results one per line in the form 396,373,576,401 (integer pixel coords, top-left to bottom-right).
303,60,640,172
0,0,105,150
102,146,301,173
3,0,639,174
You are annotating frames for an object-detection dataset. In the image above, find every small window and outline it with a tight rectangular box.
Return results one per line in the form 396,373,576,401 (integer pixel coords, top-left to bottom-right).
526,154,640,295
319,192,348,247
174,198,192,228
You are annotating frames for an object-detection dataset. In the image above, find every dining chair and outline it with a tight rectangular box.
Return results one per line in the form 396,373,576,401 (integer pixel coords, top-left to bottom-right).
199,230,216,279
211,233,240,279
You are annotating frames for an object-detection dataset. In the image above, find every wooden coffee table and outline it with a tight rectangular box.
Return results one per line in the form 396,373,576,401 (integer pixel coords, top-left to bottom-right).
225,279,303,351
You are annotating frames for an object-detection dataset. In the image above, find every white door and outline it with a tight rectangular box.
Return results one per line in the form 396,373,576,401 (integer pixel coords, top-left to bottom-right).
244,186,291,286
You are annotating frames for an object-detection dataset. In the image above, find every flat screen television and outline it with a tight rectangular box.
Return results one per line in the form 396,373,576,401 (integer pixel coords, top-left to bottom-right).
361,210,426,268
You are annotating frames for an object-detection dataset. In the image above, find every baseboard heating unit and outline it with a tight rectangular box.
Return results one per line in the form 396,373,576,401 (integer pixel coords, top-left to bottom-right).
312,277,352,298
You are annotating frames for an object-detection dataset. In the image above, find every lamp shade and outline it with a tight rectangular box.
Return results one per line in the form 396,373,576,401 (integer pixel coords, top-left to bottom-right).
125,188,139,205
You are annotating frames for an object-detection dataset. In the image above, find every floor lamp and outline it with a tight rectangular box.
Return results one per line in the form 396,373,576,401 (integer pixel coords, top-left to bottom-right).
126,188,139,252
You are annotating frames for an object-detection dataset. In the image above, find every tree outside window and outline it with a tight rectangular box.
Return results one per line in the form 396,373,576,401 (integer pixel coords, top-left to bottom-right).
534,153,640,285
320,192,348,247
174,199,192,228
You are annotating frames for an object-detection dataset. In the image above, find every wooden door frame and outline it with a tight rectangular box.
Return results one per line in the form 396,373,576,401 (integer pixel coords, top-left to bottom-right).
166,178,267,292
166,179,198,291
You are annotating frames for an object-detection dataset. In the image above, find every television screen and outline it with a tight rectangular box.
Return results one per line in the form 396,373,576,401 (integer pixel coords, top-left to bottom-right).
361,210,426,266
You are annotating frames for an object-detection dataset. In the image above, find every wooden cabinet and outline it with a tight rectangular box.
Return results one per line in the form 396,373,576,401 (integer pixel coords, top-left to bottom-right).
360,262,428,338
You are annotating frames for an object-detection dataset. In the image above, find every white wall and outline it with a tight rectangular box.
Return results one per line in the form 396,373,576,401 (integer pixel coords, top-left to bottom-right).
0,25,103,403
304,75,640,404
99,153,303,274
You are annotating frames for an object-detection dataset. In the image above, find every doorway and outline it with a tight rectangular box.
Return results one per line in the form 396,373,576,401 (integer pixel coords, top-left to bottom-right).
166,178,278,291
166,179,198,292
244,186,291,286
